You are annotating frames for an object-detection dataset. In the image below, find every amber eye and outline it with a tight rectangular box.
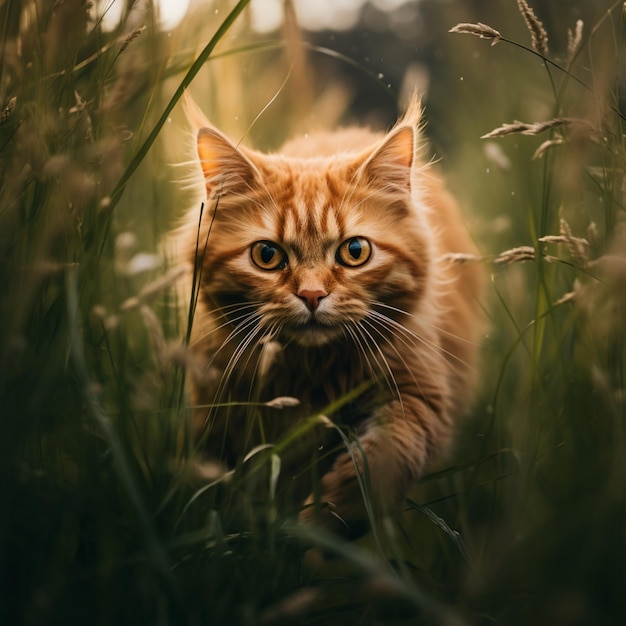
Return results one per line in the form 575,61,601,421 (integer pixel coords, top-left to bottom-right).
336,237,372,267
250,241,288,270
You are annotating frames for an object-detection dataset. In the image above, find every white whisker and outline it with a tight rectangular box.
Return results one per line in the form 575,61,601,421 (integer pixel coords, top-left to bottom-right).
342,323,376,382
351,319,404,414
362,315,432,406
205,316,267,424
190,303,262,348
368,304,472,370
367,299,483,348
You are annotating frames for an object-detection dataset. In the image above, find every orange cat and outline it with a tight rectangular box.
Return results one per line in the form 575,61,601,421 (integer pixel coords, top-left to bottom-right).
179,94,484,536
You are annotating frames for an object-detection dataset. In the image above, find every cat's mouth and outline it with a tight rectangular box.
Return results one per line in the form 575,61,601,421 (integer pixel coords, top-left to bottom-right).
284,317,344,346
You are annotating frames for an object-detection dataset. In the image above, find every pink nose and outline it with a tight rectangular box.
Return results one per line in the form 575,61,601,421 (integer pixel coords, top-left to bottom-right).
297,289,327,312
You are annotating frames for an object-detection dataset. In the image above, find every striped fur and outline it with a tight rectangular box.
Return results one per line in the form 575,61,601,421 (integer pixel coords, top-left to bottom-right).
179,95,485,536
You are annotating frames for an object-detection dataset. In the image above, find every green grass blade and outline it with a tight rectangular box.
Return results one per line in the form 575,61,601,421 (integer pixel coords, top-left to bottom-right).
97,0,252,251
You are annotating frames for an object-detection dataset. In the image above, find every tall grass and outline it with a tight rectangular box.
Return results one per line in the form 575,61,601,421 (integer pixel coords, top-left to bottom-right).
1,1,625,625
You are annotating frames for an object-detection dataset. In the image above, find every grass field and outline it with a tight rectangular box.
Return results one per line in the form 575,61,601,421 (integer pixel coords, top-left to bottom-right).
1,0,625,624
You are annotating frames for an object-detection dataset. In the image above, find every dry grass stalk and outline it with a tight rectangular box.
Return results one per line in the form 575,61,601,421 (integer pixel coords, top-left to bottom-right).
538,221,590,268
441,248,538,265
559,218,590,267
516,0,549,56
537,234,589,249
482,118,578,139
448,22,502,46
482,121,531,139
532,137,564,159
554,290,576,306
567,20,584,64
264,396,301,409
494,246,536,264
119,26,146,55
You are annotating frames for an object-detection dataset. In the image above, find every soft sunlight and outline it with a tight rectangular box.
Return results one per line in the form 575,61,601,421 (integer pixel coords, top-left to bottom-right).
156,0,191,30
96,0,191,32
94,0,413,33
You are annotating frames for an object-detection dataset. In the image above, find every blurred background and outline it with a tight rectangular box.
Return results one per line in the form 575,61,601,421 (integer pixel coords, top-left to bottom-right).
1,0,625,624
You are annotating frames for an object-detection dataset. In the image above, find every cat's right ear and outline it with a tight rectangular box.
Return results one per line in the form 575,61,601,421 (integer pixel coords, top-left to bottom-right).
196,127,258,196
183,91,257,196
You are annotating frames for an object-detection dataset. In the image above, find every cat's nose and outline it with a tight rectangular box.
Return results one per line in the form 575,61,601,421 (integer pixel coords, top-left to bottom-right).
297,289,328,312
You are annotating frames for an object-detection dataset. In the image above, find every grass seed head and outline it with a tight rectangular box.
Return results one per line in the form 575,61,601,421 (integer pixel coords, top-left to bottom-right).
559,218,590,268
516,0,549,56
449,22,502,46
119,26,146,55
567,19,584,64
494,246,536,264
532,137,564,159
482,117,588,139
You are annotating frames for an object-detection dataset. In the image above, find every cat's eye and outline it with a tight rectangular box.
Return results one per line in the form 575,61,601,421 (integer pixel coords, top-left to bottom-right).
336,237,372,267
250,241,288,270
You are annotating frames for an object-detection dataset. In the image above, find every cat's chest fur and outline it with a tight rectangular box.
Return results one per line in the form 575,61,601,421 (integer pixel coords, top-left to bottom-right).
199,334,384,429
195,336,385,481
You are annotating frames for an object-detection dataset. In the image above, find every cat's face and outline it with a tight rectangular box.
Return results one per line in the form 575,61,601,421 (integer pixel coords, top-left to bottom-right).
193,122,432,349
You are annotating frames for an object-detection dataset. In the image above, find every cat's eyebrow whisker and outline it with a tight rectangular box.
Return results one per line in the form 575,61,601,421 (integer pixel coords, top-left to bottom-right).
223,189,272,214
252,176,283,220
348,183,403,214
337,178,360,218
336,166,407,215
335,151,366,217
218,172,283,221
337,174,396,218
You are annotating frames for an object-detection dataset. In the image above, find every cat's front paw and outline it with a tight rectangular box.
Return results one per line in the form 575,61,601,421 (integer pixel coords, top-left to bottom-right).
300,439,399,538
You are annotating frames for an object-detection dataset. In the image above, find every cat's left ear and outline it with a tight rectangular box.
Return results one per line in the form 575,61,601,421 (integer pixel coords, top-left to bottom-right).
362,125,416,192
183,91,258,197
196,127,258,196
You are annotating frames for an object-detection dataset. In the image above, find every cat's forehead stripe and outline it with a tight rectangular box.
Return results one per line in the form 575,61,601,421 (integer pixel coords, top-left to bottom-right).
271,169,343,246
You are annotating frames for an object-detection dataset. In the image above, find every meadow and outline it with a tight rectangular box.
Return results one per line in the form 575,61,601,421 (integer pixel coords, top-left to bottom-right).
1,0,625,624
